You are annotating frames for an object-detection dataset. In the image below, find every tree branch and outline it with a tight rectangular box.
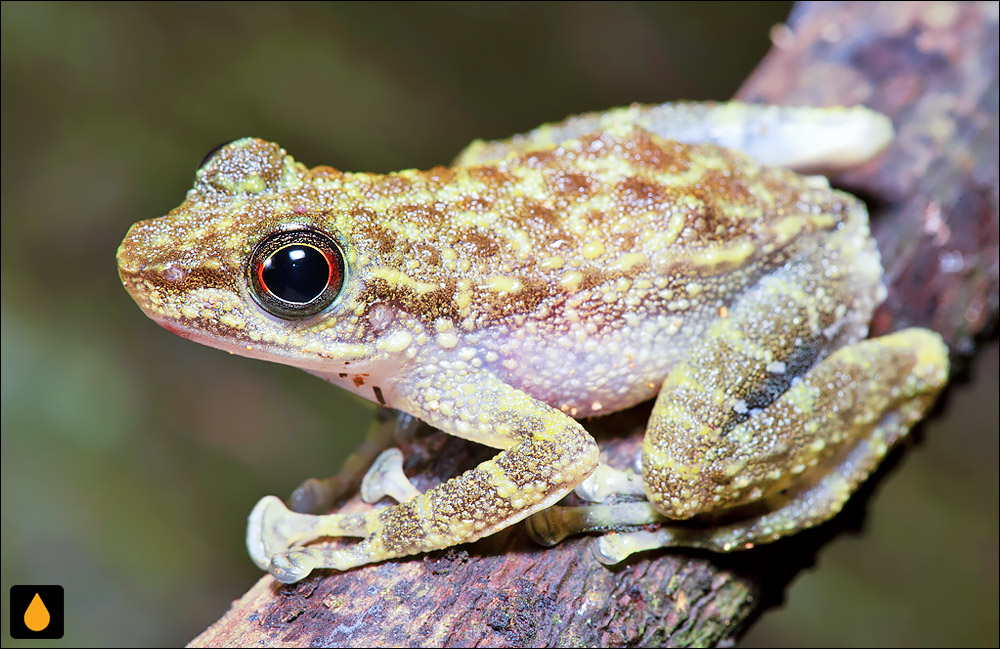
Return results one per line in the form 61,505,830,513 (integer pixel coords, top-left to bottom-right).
190,3,998,646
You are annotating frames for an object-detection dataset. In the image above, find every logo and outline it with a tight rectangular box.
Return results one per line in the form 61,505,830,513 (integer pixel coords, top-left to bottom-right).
9,585,64,639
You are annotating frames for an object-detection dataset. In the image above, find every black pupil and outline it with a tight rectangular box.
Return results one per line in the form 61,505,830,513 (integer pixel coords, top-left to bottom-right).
261,245,330,304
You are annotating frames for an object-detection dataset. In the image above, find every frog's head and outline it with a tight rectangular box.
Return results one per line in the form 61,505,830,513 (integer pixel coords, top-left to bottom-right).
117,138,406,379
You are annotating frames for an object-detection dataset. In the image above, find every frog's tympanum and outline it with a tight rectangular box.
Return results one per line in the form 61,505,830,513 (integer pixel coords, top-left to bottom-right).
118,103,948,583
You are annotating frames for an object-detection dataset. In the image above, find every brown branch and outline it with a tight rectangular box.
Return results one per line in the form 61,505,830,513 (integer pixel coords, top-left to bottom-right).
737,1,998,355
190,3,998,647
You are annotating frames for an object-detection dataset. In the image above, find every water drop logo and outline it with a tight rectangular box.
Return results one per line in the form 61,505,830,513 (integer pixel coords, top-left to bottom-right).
9,585,63,639
24,593,50,631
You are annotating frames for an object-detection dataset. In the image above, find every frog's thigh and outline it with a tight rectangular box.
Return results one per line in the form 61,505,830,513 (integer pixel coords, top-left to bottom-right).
530,329,947,556
643,328,948,540
251,373,599,582
642,221,887,520
643,322,947,522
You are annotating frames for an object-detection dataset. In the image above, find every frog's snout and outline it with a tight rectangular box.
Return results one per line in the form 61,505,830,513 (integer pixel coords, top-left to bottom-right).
117,219,206,325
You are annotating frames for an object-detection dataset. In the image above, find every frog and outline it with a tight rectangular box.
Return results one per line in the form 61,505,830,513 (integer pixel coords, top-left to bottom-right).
116,101,949,584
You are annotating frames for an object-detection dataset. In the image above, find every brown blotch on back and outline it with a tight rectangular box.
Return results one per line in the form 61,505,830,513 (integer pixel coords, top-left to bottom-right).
695,167,754,207
412,242,443,268
621,130,692,174
455,230,500,258
309,166,344,182
546,171,595,200
518,200,572,249
616,177,666,213
378,174,417,197
518,150,555,168
518,199,559,226
583,208,607,228
468,165,515,189
424,165,456,189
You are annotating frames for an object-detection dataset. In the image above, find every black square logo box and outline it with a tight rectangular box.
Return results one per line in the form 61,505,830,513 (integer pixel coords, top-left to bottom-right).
9,585,64,639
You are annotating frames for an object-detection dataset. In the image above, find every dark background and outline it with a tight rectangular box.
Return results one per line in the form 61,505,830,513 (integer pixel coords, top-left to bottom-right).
1,3,996,646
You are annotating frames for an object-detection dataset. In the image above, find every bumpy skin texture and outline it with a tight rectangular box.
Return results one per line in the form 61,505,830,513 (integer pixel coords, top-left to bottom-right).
117,102,948,582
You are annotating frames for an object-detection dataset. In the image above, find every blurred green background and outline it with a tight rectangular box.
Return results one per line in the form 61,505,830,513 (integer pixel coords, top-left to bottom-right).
1,3,996,647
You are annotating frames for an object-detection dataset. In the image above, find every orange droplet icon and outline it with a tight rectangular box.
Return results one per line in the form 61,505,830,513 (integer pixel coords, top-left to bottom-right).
24,592,51,632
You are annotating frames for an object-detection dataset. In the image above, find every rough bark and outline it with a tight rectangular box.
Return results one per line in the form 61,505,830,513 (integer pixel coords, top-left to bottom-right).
738,1,998,356
190,3,998,647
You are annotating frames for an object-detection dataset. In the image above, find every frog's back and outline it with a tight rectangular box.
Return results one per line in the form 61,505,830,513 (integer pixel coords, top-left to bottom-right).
346,121,863,326
355,122,877,416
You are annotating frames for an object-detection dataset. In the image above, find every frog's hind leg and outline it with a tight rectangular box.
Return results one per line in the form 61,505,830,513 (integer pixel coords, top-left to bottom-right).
249,422,423,579
454,102,892,171
592,363,944,563
634,191,950,547
287,408,420,514
530,208,948,558
529,329,947,560
638,206,948,525
246,446,436,580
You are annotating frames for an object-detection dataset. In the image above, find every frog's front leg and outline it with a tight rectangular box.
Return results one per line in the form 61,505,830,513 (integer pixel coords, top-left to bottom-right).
247,370,599,582
360,447,421,504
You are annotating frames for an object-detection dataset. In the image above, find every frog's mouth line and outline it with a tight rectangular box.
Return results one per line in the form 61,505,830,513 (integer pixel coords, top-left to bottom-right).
149,313,372,373
158,320,197,342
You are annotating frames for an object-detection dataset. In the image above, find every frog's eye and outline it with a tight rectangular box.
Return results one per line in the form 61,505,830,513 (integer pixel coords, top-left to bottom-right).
249,229,346,318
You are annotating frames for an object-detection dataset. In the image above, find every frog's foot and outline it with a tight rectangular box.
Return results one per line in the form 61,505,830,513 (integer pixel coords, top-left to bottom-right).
246,495,371,573
288,478,339,516
268,542,382,583
360,448,421,504
268,548,320,583
590,404,932,564
527,501,662,546
288,408,420,514
574,463,646,502
525,499,722,560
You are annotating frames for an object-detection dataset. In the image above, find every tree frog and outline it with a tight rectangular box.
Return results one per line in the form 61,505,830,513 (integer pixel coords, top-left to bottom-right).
117,102,948,583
